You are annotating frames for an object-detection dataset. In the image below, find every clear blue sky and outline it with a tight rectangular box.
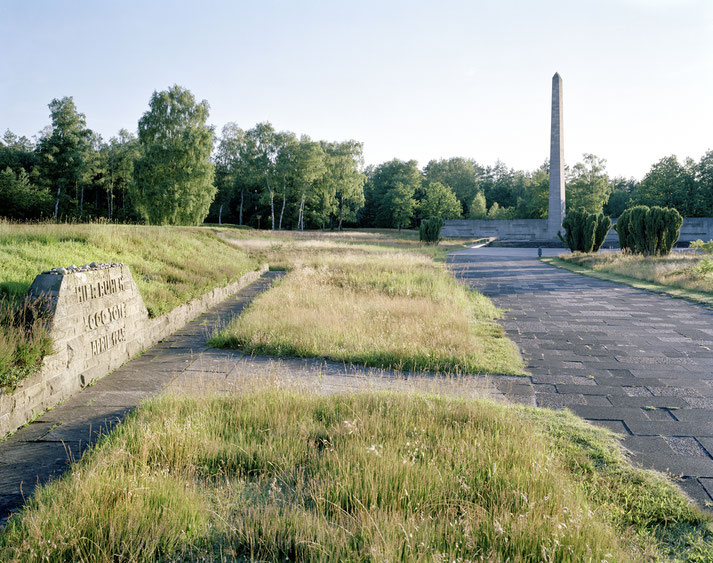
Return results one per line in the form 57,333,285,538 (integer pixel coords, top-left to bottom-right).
1,0,711,179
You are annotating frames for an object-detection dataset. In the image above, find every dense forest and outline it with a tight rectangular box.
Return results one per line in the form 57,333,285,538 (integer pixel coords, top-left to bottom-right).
1,86,712,228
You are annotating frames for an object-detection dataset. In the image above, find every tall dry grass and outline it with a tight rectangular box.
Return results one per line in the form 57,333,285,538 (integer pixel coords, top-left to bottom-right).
212,232,523,375
1,388,709,561
560,251,713,295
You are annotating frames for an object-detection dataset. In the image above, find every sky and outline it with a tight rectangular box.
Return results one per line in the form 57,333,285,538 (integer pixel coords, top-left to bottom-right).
1,0,712,180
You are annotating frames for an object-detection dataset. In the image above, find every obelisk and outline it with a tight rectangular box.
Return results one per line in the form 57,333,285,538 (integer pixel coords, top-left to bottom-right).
548,72,565,239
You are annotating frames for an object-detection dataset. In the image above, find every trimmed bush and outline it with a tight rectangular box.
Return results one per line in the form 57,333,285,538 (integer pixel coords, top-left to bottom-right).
615,205,682,256
419,216,444,245
559,208,611,253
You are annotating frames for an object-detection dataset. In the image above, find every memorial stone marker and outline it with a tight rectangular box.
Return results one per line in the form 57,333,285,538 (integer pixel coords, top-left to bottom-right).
28,263,148,384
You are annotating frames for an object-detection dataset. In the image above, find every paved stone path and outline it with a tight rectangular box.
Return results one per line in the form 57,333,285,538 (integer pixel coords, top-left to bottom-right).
0,271,510,524
449,247,713,508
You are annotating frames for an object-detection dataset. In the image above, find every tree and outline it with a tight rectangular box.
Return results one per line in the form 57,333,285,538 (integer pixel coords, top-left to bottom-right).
292,137,326,231
244,122,278,229
212,123,246,225
35,97,92,218
515,163,549,219
0,167,52,219
104,129,140,221
566,153,611,214
633,156,698,216
696,150,713,217
424,157,481,215
132,85,215,225
362,159,422,228
604,176,637,217
323,140,366,230
420,181,462,220
388,181,417,230
469,192,487,219
274,132,298,229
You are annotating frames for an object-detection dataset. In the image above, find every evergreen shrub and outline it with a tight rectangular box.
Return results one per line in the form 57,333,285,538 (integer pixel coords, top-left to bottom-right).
419,216,444,245
615,205,682,255
559,208,611,253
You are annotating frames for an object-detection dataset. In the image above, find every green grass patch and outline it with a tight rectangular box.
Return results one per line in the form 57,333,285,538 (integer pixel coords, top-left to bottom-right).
543,254,713,309
0,221,259,388
211,230,523,375
1,389,710,561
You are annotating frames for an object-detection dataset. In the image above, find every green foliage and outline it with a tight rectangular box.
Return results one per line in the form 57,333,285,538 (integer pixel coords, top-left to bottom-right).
560,208,595,252
420,181,462,220
468,191,487,219
616,205,683,256
362,159,421,229
593,213,612,252
487,201,515,219
604,177,636,217
566,153,612,214
35,97,93,219
633,156,700,216
559,208,611,253
690,239,713,253
0,167,52,219
424,157,481,214
419,216,444,244
132,85,216,225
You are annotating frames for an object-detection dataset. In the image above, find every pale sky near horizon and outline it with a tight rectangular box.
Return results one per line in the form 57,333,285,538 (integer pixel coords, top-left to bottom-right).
1,0,711,180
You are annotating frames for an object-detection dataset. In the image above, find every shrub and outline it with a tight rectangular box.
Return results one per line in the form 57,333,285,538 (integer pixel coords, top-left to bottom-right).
690,239,713,253
559,208,611,253
419,216,443,245
615,205,682,256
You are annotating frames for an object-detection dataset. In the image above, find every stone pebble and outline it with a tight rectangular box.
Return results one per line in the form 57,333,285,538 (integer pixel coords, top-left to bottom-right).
42,262,124,275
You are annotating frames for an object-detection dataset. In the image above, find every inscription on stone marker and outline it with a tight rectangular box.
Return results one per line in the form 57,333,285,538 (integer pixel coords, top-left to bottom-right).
75,276,126,303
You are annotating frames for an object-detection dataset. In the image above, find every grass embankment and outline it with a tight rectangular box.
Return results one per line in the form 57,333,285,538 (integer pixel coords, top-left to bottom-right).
547,252,713,308
0,222,259,388
210,229,523,375
1,388,711,561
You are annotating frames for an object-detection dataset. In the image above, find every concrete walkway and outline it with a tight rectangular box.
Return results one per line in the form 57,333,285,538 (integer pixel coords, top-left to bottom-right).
449,247,713,507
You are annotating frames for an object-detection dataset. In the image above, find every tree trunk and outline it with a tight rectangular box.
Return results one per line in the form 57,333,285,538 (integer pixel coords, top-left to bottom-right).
54,184,61,218
338,194,344,231
239,188,244,225
80,183,84,218
266,170,275,230
279,191,286,230
218,203,223,225
298,193,306,231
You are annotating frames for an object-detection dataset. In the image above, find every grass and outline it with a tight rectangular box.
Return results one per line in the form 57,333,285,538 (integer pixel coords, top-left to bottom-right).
210,229,523,375
0,221,259,388
1,386,711,561
545,251,713,308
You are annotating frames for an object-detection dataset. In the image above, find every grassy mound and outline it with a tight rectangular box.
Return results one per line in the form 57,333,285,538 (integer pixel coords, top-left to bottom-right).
211,230,523,375
1,390,710,561
0,222,259,388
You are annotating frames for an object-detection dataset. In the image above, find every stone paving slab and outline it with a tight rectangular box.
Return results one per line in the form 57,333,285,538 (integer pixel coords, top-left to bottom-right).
449,247,713,509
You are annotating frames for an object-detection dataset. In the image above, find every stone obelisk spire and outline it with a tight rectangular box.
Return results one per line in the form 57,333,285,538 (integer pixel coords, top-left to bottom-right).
548,72,565,239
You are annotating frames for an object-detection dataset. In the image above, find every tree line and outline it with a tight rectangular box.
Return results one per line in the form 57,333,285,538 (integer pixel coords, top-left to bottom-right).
1,85,712,228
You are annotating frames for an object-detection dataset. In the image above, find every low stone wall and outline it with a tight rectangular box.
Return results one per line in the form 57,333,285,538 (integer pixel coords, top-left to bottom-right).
441,219,549,240
0,263,268,437
444,217,713,245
